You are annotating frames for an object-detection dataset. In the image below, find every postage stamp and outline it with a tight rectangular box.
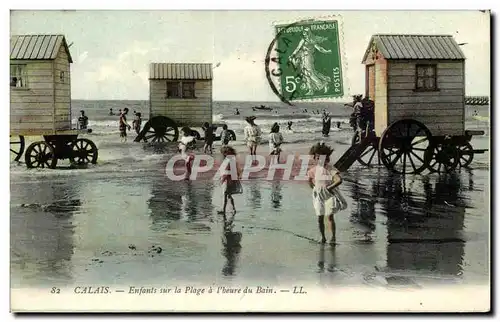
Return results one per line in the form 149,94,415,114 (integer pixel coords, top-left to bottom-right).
265,17,347,103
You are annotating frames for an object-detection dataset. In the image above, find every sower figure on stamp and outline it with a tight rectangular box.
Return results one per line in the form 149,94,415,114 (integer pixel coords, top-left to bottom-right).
288,28,332,96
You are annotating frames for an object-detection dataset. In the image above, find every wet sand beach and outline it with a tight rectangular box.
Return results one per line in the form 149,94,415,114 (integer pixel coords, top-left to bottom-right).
10,117,490,291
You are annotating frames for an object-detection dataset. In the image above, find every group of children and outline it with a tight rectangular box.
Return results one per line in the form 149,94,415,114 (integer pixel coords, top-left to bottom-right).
177,121,346,245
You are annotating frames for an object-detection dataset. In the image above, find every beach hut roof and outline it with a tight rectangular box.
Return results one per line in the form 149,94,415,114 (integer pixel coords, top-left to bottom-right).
362,34,466,63
10,34,73,63
149,63,213,80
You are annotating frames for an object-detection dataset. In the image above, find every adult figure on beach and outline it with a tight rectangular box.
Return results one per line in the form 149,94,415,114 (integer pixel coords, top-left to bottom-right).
119,108,132,142
234,108,240,115
287,121,293,131
289,27,332,96
269,122,284,163
109,108,114,116
307,142,347,244
78,110,89,130
244,116,262,157
321,111,331,137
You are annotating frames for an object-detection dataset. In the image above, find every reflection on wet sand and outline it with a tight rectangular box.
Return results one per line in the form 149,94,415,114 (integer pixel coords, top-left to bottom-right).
348,171,377,239
270,181,283,210
147,178,215,231
221,213,242,276
10,179,81,287
380,173,467,276
247,181,262,210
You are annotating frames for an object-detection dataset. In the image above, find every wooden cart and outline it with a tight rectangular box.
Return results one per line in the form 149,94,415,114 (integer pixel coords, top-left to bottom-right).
10,34,98,169
335,34,488,174
135,63,236,143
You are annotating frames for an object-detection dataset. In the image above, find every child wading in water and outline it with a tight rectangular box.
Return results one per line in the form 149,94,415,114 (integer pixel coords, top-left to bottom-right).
307,142,347,245
269,122,284,163
178,127,197,180
218,146,242,215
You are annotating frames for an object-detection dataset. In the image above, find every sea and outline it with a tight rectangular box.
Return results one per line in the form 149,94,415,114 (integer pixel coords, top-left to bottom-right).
10,100,491,311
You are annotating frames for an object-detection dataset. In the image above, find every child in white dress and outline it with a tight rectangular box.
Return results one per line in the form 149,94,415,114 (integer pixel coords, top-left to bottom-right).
307,142,347,244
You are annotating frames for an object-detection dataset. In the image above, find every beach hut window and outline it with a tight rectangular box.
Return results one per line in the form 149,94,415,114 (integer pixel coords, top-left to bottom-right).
182,81,195,98
415,64,437,91
60,71,65,83
167,81,181,98
10,64,28,88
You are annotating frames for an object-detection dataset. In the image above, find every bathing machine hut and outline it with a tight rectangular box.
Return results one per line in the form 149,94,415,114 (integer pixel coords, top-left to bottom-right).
361,34,466,137
10,34,99,169
140,63,213,142
336,34,486,175
10,34,73,135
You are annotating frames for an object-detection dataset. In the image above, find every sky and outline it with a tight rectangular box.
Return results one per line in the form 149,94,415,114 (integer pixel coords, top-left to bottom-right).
10,10,490,101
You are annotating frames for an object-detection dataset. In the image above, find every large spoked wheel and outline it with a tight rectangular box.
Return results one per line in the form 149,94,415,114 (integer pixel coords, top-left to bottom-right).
352,132,379,167
25,141,57,169
144,116,179,143
10,135,25,162
426,143,459,173
69,138,98,165
378,119,432,175
458,142,474,168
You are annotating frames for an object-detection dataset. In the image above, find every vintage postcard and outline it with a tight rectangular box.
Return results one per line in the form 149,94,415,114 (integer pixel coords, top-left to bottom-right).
8,9,491,312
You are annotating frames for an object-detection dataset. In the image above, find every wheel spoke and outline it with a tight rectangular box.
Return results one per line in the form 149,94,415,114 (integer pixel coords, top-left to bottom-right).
412,137,428,146
408,152,417,172
402,152,407,171
410,150,425,164
366,149,376,165
390,150,404,167
413,147,427,152
145,134,155,140
361,146,374,157
42,145,47,154
10,148,18,154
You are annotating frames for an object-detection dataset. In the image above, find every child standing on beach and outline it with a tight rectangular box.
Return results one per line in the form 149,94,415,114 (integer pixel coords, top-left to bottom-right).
218,146,242,215
244,116,262,158
178,126,197,180
202,122,214,154
269,122,284,163
307,142,347,244
220,124,231,146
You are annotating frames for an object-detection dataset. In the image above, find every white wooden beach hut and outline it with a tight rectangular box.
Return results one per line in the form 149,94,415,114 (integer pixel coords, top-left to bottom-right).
139,63,213,142
361,34,466,137
10,34,73,135
10,34,99,169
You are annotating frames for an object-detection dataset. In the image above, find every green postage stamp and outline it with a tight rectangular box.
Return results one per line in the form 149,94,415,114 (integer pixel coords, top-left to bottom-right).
271,18,346,102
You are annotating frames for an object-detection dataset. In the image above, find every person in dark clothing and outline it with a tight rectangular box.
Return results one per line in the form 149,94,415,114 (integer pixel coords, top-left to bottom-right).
78,110,89,130
119,108,132,142
132,112,142,135
287,121,293,131
235,108,240,115
322,111,331,137
202,122,214,154
109,108,114,116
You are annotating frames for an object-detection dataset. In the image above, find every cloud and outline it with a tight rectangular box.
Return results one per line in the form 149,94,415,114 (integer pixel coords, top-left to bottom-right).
79,42,165,99
77,51,88,64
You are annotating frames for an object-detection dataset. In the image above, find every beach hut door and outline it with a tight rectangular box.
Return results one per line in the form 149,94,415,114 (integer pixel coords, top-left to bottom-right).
367,64,375,100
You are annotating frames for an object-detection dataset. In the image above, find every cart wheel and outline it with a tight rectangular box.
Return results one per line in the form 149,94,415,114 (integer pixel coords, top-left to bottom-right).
352,133,379,167
10,135,25,162
69,138,98,165
25,141,57,169
228,130,236,141
458,142,474,168
144,116,179,143
426,143,460,173
378,119,432,175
